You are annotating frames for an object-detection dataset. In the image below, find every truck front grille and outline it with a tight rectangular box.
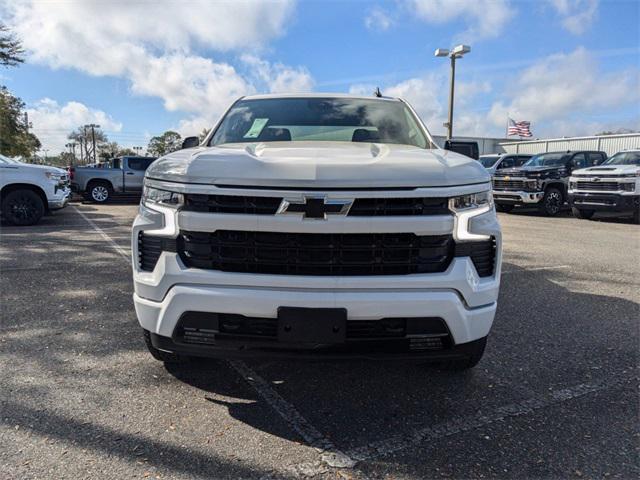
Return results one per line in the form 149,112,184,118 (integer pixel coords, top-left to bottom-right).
183,194,450,216
178,230,454,276
492,178,526,191
576,181,623,191
173,230,496,277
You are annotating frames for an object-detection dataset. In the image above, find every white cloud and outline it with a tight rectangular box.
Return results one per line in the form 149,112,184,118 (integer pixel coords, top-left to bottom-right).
488,47,639,136
241,55,314,93
365,8,393,32
547,0,599,35
408,0,514,40
26,99,123,153
6,0,303,137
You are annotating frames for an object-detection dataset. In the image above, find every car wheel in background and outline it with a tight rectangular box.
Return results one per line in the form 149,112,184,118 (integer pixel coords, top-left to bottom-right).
572,207,595,220
88,182,112,203
540,187,563,216
496,204,514,213
1,189,45,226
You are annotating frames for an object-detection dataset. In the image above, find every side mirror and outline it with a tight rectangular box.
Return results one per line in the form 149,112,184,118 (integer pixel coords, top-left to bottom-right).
181,136,199,149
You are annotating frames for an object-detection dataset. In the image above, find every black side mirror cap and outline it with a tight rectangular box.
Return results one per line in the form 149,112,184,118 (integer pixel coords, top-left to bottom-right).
181,136,199,149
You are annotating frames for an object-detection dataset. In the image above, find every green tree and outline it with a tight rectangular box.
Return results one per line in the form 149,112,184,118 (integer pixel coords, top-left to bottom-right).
0,86,41,157
147,131,182,157
0,24,24,67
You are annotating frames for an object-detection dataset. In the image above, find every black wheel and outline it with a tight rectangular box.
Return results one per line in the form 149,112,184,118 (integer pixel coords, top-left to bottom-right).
496,204,514,213
143,329,185,363
438,337,487,371
87,182,112,203
572,207,594,220
633,207,640,224
1,189,45,226
540,187,563,216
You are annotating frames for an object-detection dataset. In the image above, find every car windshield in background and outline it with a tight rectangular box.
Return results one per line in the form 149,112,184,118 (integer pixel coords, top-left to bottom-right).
479,156,499,167
604,151,640,165
210,97,431,149
524,153,567,167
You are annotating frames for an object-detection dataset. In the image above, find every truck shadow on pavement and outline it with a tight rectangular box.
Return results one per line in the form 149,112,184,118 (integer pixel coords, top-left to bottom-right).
162,262,639,477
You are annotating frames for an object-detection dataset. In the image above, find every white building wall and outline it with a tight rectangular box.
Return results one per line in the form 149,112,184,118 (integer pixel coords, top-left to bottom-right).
499,133,640,156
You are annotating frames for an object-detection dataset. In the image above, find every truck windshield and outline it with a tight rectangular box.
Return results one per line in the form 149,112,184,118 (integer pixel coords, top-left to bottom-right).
210,97,431,149
604,151,640,165
479,155,499,167
524,153,567,167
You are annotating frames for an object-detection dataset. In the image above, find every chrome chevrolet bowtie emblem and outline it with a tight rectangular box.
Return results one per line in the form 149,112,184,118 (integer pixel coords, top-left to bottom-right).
277,196,353,220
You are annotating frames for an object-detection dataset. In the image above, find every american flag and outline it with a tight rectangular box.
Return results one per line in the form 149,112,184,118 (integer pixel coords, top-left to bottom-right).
507,118,532,137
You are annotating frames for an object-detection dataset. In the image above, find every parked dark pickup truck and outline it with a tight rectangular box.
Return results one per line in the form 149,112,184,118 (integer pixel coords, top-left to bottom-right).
492,150,607,215
70,156,156,203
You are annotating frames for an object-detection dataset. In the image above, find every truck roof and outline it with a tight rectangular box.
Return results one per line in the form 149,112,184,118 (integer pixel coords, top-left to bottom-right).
241,92,400,102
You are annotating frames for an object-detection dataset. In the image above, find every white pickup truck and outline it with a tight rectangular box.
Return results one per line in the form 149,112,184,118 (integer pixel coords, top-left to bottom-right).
0,154,71,225
569,149,640,223
131,94,502,370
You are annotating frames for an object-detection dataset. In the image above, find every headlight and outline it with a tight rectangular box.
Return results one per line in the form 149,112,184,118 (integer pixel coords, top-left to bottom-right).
569,181,577,190
44,171,62,181
142,185,184,209
449,191,493,212
449,190,493,242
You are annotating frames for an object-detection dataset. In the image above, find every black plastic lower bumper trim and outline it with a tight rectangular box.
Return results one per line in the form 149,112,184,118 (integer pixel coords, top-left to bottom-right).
148,331,486,362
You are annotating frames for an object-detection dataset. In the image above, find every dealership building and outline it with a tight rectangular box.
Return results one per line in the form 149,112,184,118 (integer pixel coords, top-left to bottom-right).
433,132,640,156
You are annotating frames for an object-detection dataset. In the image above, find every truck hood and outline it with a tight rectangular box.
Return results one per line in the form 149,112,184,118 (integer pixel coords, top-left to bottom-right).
145,142,490,188
572,164,640,176
4,162,66,174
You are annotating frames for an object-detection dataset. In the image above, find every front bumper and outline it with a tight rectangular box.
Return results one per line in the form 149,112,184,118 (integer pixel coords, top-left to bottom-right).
492,190,544,205
48,187,72,210
568,192,639,212
131,185,502,359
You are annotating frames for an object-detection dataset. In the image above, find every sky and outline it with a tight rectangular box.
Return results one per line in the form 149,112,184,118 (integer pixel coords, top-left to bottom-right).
2,0,639,154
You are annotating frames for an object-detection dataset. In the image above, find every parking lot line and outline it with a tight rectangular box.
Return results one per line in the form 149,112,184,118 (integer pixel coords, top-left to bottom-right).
344,373,634,462
228,360,357,470
72,205,131,261
502,265,570,274
72,203,353,473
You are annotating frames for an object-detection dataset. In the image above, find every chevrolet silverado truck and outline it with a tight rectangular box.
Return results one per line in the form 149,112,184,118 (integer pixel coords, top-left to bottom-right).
568,149,640,223
71,156,156,203
492,150,607,215
1,154,71,225
131,94,502,370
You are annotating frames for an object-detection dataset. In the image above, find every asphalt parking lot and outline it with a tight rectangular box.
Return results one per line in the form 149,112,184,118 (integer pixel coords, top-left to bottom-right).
1,202,638,479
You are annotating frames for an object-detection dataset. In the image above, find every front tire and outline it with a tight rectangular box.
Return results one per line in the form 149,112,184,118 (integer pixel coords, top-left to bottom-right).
143,330,185,364
439,337,487,371
633,207,640,224
572,207,594,220
496,204,514,213
1,189,45,226
87,182,112,203
540,187,563,216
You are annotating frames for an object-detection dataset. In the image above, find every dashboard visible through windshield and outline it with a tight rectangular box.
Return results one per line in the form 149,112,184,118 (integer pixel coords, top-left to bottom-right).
209,97,433,149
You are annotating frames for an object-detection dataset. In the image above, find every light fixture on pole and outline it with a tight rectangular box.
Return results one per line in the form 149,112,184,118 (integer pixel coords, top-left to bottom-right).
434,44,471,140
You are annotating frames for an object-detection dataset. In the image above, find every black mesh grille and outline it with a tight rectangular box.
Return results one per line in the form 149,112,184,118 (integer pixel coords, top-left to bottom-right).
349,197,449,216
184,194,282,214
178,230,454,276
182,194,450,216
454,237,496,277
137,233,176,272
493,178,526,191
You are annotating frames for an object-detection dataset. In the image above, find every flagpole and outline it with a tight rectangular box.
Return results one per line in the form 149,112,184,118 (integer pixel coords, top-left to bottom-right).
505,114,509,138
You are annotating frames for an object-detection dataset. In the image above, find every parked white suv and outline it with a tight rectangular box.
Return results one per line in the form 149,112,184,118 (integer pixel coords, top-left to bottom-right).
569,149,640,223
0,154,71,225
131,94,502,370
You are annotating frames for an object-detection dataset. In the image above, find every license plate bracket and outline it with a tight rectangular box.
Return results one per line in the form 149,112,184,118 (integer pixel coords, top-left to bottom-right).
277,307,347,344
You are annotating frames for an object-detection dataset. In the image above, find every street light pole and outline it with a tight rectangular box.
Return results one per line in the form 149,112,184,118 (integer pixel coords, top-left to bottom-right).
435,44,471,140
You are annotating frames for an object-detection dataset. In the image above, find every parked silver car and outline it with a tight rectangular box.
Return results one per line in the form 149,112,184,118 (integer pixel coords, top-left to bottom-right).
479,153,532,174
